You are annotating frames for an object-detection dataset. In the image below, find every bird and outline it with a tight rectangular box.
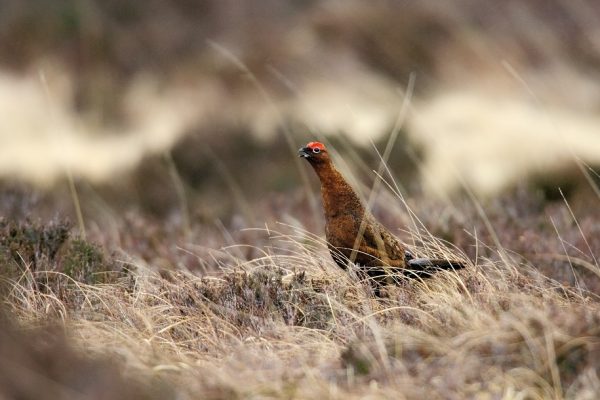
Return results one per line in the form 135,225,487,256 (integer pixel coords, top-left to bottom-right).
298,141,465,290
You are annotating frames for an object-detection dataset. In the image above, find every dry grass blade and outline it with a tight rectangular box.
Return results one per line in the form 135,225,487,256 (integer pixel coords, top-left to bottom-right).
1,206,598,399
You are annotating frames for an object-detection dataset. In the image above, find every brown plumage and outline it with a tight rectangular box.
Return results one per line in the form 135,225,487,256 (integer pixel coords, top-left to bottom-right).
299,141,465,288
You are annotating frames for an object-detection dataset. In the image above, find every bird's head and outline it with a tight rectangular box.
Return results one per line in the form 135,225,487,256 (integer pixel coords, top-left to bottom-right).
298,141,329,164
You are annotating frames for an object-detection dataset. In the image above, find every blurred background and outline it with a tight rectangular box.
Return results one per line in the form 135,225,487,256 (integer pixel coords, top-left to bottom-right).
1,0,599,227
3,3,600,397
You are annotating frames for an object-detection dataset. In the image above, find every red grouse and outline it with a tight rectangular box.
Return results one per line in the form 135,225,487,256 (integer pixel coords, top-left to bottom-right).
299,141,464,288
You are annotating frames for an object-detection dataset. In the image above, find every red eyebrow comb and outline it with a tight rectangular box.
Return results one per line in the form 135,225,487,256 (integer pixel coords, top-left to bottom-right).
306,141,325,150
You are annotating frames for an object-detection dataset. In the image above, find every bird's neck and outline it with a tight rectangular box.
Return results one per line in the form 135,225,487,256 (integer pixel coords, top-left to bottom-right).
312,161,365,218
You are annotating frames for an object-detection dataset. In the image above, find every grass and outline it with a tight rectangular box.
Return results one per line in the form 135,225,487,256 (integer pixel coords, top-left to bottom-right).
2,1,600,397
0,177,599,399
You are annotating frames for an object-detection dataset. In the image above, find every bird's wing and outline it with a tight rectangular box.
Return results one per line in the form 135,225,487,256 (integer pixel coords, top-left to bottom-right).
361,216,406,263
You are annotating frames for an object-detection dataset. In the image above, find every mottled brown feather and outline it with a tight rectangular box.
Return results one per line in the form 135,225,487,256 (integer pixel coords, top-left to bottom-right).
299,141,464,287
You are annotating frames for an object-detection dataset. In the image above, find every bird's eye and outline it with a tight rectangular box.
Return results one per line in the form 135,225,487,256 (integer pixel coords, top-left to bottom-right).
312,147,321,154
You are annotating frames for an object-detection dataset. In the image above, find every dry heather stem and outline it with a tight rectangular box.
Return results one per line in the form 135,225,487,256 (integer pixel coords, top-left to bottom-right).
3,227,600,399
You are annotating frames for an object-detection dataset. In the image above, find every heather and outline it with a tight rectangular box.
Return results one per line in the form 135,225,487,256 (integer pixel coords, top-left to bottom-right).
1,1,600,399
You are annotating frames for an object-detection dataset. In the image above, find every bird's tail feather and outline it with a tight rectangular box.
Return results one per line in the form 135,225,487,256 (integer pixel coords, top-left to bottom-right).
407,258,465,271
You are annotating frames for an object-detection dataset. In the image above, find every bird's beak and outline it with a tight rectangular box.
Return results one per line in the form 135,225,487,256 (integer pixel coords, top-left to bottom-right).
298,147,311,158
